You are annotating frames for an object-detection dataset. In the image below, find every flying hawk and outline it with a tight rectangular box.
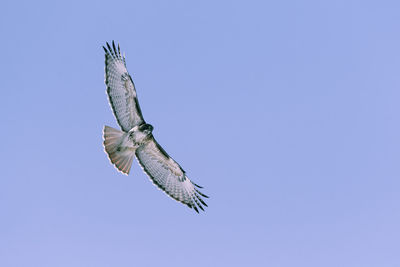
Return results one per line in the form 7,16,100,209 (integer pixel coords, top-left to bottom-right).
102,41,208,212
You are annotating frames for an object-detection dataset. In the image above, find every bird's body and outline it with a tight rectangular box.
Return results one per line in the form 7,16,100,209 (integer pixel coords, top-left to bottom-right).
102,41,208,212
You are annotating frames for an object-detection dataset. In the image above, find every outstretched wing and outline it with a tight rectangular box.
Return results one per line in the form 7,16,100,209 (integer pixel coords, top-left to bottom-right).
104,41,145,132
135,137,208,213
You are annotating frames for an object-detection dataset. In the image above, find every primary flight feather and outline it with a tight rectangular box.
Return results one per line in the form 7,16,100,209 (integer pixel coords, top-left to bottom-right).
102,41,208,213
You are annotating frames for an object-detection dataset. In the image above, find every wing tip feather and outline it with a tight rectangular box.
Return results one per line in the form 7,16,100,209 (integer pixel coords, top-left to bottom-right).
192,182,203,188
193,205,199,213
106,42,113,55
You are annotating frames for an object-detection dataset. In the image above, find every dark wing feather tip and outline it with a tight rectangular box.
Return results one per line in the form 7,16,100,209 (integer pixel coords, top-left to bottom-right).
193,206,199,213
106,42,113,56
195,194,208,207
195,197,205,211
192,196,204,211
192,182,203,188
195,188,209,198
112,41,117,56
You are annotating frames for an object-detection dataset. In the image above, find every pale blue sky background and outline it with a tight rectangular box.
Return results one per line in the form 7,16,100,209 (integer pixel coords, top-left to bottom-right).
1,0,400,266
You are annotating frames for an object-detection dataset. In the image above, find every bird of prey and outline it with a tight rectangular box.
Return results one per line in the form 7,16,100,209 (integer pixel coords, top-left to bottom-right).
102,41,208,212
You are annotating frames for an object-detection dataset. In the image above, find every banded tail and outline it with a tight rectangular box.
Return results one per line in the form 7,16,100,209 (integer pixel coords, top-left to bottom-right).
103,125,135,175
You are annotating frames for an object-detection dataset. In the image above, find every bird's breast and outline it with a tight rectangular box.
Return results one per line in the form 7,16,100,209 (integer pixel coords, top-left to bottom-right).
128,130,151,145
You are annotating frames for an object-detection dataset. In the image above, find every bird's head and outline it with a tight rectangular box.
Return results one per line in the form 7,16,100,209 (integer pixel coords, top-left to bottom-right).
139,123,154,135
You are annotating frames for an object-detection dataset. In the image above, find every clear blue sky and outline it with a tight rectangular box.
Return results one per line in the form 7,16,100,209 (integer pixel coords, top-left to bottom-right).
1,0,399,266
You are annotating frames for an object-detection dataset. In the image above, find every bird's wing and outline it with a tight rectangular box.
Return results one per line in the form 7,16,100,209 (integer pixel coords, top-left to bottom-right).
103,41,145,132
135,137,208,212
